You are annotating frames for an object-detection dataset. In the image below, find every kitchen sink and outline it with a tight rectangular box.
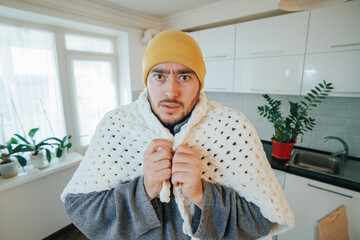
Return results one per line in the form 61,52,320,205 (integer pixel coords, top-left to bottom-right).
289,150,342,175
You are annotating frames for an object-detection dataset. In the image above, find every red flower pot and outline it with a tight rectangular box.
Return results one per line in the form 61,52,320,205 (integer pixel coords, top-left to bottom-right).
271,139,295,160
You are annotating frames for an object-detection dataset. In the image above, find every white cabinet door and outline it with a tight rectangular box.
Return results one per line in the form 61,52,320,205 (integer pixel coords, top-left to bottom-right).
199,25,235,60
234,56,303,95
307,1,360,53
187,31,199,43
235,11,309,58
279,174,360,240
302,51,360,97
203,60,234,92
273,169,286,189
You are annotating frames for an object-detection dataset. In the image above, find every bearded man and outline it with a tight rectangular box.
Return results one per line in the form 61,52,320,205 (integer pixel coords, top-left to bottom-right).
61,30,294,240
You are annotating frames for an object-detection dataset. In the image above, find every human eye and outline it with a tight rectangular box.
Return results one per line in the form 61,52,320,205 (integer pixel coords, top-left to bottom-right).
154,74,164,81
179,75,190,81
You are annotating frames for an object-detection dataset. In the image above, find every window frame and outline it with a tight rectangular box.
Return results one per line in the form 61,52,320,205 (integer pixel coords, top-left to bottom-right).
0,19,121,155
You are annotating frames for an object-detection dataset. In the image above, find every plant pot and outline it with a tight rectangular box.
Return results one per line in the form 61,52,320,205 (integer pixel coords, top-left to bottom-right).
0,160,18,179
58,150,68,162
271,139,296,160
30,152,48,169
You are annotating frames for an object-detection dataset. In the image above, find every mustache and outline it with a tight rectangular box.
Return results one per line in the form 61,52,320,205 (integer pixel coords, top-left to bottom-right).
158,99,184,107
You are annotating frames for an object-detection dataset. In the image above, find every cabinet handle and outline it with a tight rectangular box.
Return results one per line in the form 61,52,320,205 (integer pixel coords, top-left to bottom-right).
205,87,227,90
252,50,283,56
204,55,228,59
331,43,360,48
307,184,353,198
250,89,280,92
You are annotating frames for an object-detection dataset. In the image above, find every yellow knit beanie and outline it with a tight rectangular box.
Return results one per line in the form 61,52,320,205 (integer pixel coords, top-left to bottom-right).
142,30,206,90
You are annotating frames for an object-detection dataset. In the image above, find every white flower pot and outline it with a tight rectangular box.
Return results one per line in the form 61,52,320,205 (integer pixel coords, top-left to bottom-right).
59,150,68,162
0,160,18,179
30,152,47,169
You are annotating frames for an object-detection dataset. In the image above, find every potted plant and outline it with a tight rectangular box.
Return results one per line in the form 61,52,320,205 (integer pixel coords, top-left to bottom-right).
0,138,27,178
257,80,333,159
14,128,54,169
52,135,72,161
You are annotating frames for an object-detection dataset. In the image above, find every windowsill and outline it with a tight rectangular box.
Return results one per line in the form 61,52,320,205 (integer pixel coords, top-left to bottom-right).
0,152,83,192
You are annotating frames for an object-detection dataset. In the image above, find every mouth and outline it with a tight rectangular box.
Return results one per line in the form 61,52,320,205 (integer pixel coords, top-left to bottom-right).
161,104,180,110
159,101,182,112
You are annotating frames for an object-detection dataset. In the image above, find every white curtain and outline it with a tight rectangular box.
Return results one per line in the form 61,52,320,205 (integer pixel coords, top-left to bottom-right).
0,24,66,143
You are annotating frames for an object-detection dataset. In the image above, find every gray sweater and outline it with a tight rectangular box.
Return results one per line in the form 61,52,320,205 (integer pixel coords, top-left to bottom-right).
65,175,273,239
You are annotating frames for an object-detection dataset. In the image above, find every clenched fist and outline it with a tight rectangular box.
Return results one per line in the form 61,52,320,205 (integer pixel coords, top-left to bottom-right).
143,139,173,200
171,144,203,208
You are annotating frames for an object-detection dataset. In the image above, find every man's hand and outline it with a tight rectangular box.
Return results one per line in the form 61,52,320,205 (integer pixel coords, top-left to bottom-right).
143,139,173,200
171,144,203,208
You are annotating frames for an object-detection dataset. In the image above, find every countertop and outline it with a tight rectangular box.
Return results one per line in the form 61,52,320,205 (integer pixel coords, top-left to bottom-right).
262,141,360,193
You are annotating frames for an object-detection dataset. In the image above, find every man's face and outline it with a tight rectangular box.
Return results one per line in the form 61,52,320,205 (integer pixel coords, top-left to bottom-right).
147,63,200,127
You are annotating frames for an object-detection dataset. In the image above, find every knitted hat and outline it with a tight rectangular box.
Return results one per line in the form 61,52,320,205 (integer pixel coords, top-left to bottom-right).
142,30,206,90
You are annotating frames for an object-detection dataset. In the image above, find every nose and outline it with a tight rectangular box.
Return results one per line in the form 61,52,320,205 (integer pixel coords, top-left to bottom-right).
164,74,180,99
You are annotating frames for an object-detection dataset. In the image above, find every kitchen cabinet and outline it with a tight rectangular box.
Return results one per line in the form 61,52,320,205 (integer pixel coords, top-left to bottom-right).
198,25,235,60
198,25,235,92
235,11,308,58
302,51,360,97
234,12,308,95
273,169,286,189
203,60,233,92
306,1,360,54
187,31,199,43
279,173,360,240
233,56,303,95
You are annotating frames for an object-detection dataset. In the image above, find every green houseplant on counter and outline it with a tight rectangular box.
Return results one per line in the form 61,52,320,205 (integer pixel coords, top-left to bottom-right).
257,80,333,159
14,128,54,169
52,135,72,161
0,138,27,178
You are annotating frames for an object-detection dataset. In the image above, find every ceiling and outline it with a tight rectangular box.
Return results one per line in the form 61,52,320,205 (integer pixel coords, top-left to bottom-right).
105,0,224,18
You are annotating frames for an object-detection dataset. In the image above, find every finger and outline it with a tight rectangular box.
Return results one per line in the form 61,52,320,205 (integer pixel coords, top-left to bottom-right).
171,172,187,186
172,152,200,165
157,168,172,182
148,148,173,162
172,162,193,174
145,139,173,154
152,159,172,172
175,144,201,157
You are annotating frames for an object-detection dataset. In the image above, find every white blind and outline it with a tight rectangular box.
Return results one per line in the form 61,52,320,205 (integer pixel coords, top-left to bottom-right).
71,59,117,146
65,34,113,54
0,24,66,142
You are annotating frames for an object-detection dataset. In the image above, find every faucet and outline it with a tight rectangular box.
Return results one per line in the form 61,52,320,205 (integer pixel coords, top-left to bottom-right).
323,136,349,161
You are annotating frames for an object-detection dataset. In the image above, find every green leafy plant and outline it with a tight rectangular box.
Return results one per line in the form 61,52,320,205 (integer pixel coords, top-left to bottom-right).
14,128,54,163
52,135,72,158
0,137,27,168
257,80,334,144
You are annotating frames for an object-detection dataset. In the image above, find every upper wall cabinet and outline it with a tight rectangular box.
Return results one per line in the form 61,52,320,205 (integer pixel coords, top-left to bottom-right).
203,60,234,92
235,11,309,58
306,1,360,53
234,56,303,95
198,25,235,60
302,51,360,97
187,31,199,43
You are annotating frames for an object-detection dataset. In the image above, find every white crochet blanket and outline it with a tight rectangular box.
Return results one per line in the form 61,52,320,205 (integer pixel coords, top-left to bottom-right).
61,89,294,239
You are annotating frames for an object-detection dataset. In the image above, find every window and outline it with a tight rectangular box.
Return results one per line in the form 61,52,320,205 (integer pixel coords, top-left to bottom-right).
65,34,118,147
0,23,120,152
65,34,113,54
0,24,65,142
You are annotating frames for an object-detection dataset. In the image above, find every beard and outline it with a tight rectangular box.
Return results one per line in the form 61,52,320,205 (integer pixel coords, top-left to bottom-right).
147,89,200,128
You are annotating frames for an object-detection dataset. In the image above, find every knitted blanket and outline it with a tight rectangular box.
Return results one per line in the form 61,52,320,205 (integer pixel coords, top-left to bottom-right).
61,89,294,239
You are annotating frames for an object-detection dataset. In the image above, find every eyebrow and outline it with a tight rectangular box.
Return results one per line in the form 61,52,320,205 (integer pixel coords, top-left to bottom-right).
149,67,196,75
150,68,169,74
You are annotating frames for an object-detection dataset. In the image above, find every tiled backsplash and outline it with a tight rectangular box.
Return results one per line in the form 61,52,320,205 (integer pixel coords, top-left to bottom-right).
205,92,360,158
131,90,360,158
